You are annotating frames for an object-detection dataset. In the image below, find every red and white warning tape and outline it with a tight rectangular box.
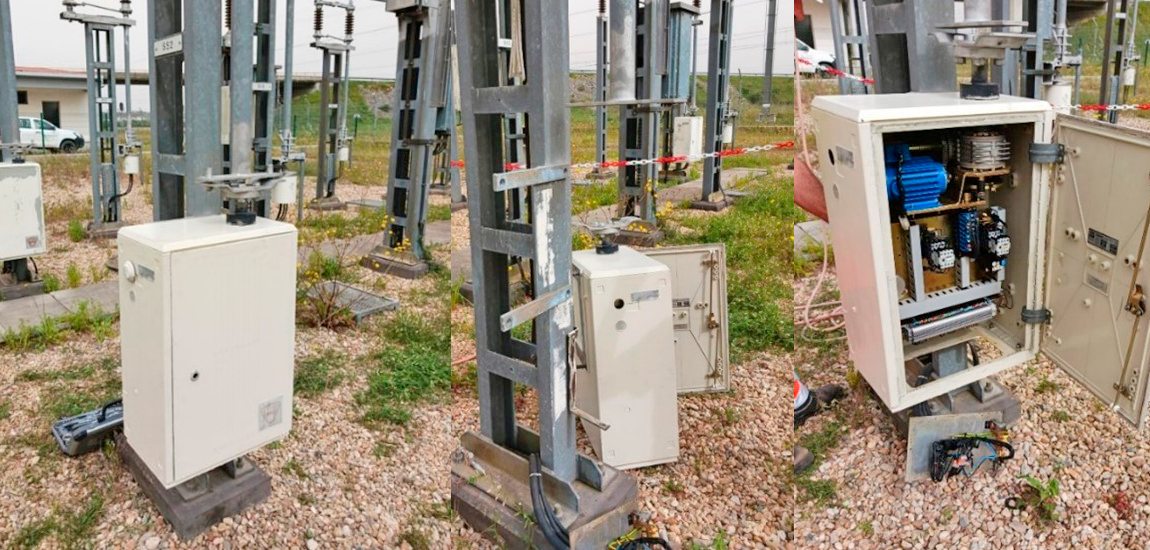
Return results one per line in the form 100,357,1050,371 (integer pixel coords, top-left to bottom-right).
448,141,793,172
796,58,875,85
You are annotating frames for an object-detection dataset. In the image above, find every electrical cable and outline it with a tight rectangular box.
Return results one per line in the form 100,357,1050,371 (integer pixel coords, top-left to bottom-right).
794,234,845,342
619,538,674,550
529,454,570,550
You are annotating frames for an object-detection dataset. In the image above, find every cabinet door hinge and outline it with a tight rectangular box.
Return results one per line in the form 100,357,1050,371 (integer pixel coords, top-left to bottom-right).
1022,307,1052,324
1029,143,1065,164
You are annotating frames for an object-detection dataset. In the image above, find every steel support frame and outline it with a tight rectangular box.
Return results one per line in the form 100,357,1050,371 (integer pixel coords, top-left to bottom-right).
498,0,530,222
763,0,775,113
313,46,348,203
0,0,38,288
591,11,611,178
74,21,125,232
430,11,462,206
1101,0,1137,123
698,0,733,204
456,0,578,485
660,2,700,178
618,0,666,223
866,0,956,94
828,0,871,94
148,0,223,220
383,0,451,260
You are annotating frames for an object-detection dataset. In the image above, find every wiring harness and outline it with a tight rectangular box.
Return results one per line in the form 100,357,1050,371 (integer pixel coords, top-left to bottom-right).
929,428,1015,482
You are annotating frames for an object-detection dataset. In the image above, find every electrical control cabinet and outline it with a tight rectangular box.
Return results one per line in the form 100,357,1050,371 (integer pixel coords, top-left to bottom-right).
673,117,705,161
0,162,46,262
118,216,297,488
573,246,679,470
645,244,731,394
815,92,1150,427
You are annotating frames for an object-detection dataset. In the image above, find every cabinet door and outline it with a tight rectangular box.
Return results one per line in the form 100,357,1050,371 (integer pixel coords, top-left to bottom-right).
644,244,730,394
1044,115,1150,426
169,234,296,481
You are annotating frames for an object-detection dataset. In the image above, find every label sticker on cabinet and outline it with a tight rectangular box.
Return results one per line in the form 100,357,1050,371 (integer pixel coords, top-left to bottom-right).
258,397,283,430
1088,228,1119,255
631,290,660,303
1086,273,1110,294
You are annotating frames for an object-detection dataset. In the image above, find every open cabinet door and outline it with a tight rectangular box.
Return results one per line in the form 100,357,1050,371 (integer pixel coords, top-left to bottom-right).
1043,115,1150,427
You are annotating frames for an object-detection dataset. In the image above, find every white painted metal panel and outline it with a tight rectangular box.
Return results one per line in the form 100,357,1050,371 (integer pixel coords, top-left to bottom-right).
1045,116,1150,427
644,244,730,394
0,162,45,261
573,246,679,470
119,215,297,488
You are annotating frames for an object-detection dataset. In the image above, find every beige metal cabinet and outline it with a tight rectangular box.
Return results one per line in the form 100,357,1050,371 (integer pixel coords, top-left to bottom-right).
573,246,679,469
119,216,297,488
0,162,45,262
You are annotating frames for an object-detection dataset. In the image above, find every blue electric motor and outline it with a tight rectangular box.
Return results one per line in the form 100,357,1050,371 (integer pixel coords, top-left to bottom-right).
884,144,949,212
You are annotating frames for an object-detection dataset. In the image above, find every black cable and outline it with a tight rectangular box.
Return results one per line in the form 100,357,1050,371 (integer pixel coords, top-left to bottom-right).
620,537,673,550
529,454,570,550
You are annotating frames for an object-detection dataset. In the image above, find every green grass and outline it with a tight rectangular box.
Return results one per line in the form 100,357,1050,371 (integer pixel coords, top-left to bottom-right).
1035,376,1061,394
9,489,106,550
66,263,83,288
1052,409,1071,423
42,273,61,293
427,204,452,223
282,458,310,480
296,207,388,245
3,301,118,351
67,219,87,242
356,309,451,426
665,175,800,357
294,350,347,397
686,530,730,550
0,399,9,421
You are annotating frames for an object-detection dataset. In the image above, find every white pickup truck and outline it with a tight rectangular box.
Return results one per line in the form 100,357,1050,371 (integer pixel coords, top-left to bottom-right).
18,117,85,153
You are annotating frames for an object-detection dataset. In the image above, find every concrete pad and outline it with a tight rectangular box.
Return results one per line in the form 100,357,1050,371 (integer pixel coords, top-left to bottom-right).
794,219,830,260
0,293,69,331
52,282,119,314
116,433,272,542
425,219,452,246
346,198,383,210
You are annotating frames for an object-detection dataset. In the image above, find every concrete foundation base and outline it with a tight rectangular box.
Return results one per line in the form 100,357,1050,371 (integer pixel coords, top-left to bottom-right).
451,432,639,550
689,198,733,212
88,221,125,240
0,277,45,301
116,433,272,541
451,200,468,212
889,378,1022,439
309,196,347,211
360,248,430,279
615,228,665,248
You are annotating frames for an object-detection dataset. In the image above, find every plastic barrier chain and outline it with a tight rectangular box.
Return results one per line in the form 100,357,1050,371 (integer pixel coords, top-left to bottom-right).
796,58,875,85
446,141,794,172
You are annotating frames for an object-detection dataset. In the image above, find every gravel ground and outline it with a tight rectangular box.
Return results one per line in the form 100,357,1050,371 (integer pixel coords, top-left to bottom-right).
793,262,1150,550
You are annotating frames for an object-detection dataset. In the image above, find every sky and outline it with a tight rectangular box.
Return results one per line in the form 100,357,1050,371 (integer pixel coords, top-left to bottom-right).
9,0,786,109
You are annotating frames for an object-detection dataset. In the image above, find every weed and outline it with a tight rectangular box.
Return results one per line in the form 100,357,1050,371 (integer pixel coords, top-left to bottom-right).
298,492,317,506
795,476,838,506
718,406,742,427
282,458,310,480
1052,410,1071,423
1021,474,1061,523
940,507,954,523
686,529,730,550
0,399,9,421
799,419,844,466
42,273,61,293
1108,491,1132,520
1035,377,1061,394
373,441,398,458
858,520,874,536
294,350,347,397
67,220,87,242
66,263,83,288
399,528,432,550
10,517,57,549
664,479,685,495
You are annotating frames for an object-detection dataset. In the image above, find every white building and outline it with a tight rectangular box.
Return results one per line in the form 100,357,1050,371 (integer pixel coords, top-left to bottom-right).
15,66,93,140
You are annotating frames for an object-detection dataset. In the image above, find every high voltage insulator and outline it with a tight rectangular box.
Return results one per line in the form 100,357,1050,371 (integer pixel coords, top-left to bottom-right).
345,11,354,36
225,0,232,28
314,7,324,32
599,0,606,15
694,0,701,8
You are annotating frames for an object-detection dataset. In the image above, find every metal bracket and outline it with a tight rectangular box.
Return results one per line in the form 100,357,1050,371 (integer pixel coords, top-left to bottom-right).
1126,284,1147,317
1021,307,1052,324
492,164,569,192
499,286,572,332
1029,142,1065,164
